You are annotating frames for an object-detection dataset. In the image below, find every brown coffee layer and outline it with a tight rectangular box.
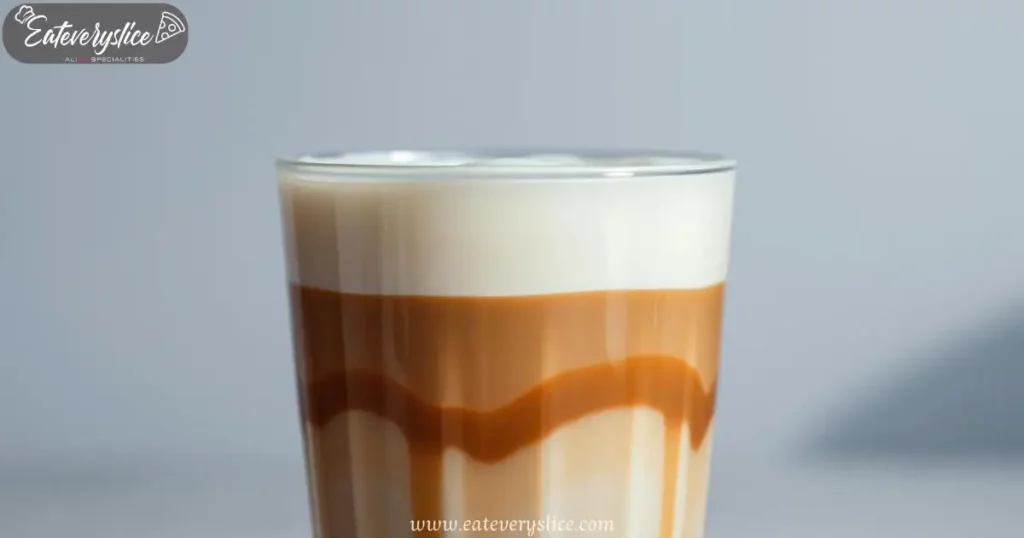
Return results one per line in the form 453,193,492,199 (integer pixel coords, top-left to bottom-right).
291,285,723,406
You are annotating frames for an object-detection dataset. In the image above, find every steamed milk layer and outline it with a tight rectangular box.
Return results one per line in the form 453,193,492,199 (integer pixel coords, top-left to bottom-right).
279,171,734,296
279,169,734,538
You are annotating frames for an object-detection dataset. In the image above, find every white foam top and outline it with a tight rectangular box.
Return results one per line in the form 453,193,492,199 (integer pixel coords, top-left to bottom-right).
278,152,736,296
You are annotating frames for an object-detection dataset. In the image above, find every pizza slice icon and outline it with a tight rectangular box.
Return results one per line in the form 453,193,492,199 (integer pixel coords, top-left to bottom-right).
155,11,186,44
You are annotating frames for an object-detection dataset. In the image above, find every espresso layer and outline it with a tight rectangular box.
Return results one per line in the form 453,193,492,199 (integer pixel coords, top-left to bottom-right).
290,285,724,538
291,284,724,401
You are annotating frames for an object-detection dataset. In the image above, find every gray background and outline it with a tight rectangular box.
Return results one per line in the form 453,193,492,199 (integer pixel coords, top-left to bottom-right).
2,0,1023,536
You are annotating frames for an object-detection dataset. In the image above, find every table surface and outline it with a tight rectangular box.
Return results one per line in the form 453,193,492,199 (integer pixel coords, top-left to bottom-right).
2,460,1021,537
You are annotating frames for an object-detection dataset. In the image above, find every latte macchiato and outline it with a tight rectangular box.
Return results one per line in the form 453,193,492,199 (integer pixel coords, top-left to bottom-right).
277,151,736,538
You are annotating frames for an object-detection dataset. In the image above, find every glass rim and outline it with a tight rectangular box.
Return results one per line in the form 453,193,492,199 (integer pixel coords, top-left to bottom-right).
276,148,736,181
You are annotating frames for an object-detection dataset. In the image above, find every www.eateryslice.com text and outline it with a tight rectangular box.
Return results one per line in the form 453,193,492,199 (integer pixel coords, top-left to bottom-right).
411,517,614,535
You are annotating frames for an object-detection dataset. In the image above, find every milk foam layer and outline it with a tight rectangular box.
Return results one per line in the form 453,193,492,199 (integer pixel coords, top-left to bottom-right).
279,171,735,296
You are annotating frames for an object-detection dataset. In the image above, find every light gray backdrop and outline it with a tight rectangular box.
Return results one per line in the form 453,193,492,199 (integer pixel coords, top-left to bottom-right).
2,0,1023,536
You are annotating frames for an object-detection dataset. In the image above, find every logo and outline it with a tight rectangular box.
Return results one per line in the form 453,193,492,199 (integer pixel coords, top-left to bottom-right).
3,3,187,64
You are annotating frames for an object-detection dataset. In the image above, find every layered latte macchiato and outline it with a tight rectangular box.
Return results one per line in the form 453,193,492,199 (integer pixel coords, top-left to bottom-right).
277,151,736,538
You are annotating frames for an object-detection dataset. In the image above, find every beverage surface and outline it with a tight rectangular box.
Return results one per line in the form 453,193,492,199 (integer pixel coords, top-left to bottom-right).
281,149,736,178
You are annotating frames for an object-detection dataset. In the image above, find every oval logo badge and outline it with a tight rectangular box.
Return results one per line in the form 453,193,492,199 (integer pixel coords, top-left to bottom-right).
3,3,187,64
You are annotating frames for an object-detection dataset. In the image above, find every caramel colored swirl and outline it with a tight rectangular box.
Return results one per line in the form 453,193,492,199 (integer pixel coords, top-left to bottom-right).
305,355,716,458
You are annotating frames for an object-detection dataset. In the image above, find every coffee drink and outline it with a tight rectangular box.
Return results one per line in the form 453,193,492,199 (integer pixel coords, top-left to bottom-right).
277,151,736,538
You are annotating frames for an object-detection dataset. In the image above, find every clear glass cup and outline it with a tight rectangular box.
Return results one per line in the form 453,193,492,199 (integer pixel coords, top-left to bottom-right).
276,150,737,538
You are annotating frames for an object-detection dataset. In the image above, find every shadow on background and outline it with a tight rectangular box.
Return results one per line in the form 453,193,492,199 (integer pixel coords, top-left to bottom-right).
803,302,1024,462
